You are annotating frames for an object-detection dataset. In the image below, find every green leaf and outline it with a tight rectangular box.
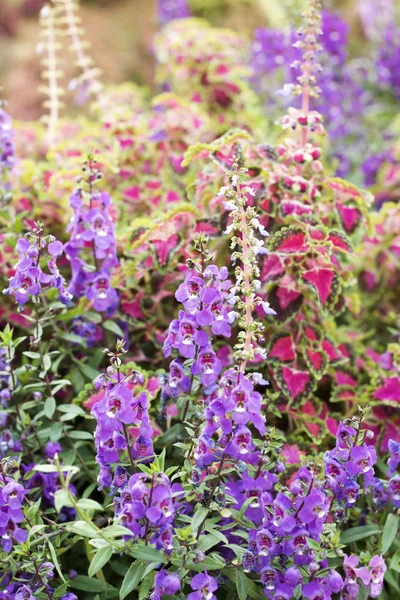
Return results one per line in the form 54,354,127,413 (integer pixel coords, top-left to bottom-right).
69,520,99,538
341,525,381,544
44,396,56,419
139,571,154,600
236,569,249,600
69,575,107,592
68,430,94,440
129,545,168,563
54,488,74,513
88,546,113,577
382,514,399,554
120,561,147,600
103,320,125,338
390,550,400,574
48,539,66,582
191,507,208,535
53,583,68,598
77,498,104,512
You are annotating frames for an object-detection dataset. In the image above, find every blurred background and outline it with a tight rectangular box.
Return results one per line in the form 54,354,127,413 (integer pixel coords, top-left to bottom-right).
0,0,386,120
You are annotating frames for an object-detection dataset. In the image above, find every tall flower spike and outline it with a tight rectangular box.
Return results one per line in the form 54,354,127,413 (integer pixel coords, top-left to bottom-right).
221,155,275,372
65,156,119,314
0,101,15,200
55,0,104,107
293,0,323,146
38,4,64,148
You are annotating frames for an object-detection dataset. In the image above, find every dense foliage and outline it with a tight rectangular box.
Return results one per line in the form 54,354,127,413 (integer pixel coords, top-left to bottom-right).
0,0,400,599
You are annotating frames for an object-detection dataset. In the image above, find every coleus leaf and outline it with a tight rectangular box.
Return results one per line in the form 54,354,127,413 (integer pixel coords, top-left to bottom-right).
261,255,285,282
335,369,358,387
336,202,362,234
373,377,400,404
151,233,181,269
304,347,329,379
268,333,296,362
276,365,315,404
302,266,340,308
321,338,343,364
268,284,303,323
327,230,352,253
280,199,314,217
269,226,308,254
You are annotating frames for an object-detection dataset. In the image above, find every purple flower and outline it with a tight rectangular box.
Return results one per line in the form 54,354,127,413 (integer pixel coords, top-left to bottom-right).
369,555,386,598
191,345,222,386
15,586,35,600
346,443,376,478
71,317,103,347
302,581,329,599
388,438,400,475
0,106,15,172
298,490,328,524
388,474,400,508
168,359,191,396
3,231,72,309
151,570,180,599
105,383,134,424
158,0,190,25
188,572,218,600
376,25,400,100
65,184,119,314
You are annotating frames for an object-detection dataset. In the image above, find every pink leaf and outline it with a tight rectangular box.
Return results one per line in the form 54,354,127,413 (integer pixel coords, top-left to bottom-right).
269,335,296,362
303,267,337,306
373,377,400,402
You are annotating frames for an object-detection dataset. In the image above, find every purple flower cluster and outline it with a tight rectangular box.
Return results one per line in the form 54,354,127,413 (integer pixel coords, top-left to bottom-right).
0,476,27,552
114,471,175,552
376,25,400,100
236,463,346,599
71,317,103,347
157,0,190,25
373,439,400,509
3,231,72,310
341,554,387,599
324,421,376,510
194,369,268,469
164,265,234,377
65,186,119,315
0,106,15,172
92,376,153,489
0,564,77,600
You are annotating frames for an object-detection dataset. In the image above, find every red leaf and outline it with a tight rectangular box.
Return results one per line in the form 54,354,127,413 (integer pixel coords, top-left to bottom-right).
152,234,180,267
280,366,312,401
305,348,328,375
335,370,357,387
327,230,352,252
336,203,362,234
373,377,400,403
261,255,285,282
269,334,296,362
270,228,308,254
303,267,338,306
321,339,342,363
